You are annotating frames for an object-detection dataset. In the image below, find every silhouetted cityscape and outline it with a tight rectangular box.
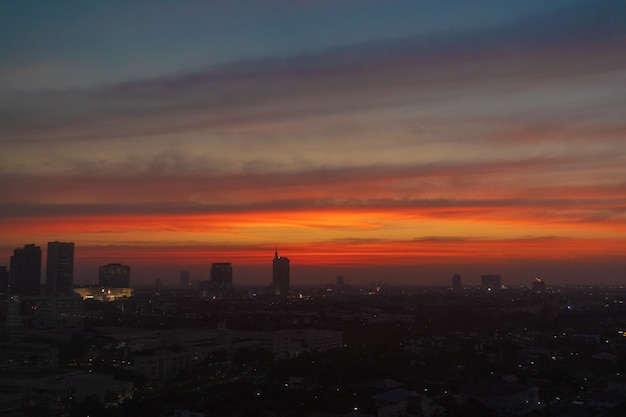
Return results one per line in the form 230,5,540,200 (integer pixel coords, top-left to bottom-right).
2,241,626,416
3,1,625,416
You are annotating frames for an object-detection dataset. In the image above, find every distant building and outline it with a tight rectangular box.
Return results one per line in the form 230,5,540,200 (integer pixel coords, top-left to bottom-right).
272,248,290,296
481,274,501,291
45,241,74,295
99,263,130,287
235,328,343,358
336,275,345,287
10,244,41,296
180,270,190,288
6,295,22,327
452,273,462,290
17,294,83,329
210,263,233,291
134,348,195,382
73,287,133,301
532,278,546,292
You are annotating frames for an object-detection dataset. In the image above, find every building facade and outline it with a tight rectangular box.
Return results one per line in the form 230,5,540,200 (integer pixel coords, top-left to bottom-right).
9,244,41,296
272,249,290,296
99,263,130,287
452,273,462,290
210,263,233,291
179,270,190,288
46,241,75,295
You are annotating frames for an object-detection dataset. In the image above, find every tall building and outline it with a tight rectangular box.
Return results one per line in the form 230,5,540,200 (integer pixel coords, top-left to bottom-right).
272,248,290,296
46,241,75,295
210,263,233,291
99,263,130,287
9,244,42,296
452,273,462,290
180,270,190,288
481,274,501,291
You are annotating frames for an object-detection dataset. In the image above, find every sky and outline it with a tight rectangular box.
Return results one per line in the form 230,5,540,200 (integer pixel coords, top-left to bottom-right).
1,0,626,287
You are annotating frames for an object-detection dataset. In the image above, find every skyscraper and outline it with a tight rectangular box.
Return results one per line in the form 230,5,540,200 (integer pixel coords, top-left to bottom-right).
99,263,130,287
210,263,233,291
452,273,462,290
9,244,42,296
46,241,75,295
180,270,190,288
272,248,290,296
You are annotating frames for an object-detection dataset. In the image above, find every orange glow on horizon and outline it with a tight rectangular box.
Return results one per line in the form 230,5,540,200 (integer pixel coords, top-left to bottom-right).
2,206,625,274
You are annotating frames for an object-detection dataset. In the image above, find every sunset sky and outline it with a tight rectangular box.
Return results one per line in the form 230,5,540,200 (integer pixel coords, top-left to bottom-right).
1,0,625,287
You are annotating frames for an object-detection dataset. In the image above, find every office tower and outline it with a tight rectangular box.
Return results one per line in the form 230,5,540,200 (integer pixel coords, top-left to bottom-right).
210,263,233,291
99,263,130,287
481,274,501,291
452,273,462,290
272,248,290,296
46,241,75,295
180,270,190,288
9,244,42,296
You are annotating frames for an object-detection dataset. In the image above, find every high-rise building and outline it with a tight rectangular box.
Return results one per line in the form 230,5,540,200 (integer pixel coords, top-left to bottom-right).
46,241,74,295
481,274,501,291
272,248,290,296
9,244,41,296
180,270,190,288
210,263,233,291
452,273,462,290
99,263,130,287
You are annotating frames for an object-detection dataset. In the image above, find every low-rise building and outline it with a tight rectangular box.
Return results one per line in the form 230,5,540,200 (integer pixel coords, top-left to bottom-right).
133,348,195,382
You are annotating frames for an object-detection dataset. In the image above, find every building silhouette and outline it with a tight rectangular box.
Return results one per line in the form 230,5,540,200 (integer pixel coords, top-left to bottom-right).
272,248,290,296
336,275,345,288
180,270,191,288
99,263,130,287
9,244,41,296
210,263,233,291
46,241,75,295
481,274,501,291
452,273,462,290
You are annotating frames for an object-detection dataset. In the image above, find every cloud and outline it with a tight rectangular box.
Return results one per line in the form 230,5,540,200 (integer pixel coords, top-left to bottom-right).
2,0,624,145
2,0,625,283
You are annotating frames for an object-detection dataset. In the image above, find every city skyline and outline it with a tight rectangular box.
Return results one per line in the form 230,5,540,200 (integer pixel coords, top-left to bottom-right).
1,1,626,286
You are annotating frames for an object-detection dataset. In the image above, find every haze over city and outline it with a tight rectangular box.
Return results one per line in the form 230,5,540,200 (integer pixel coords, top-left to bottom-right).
1,1,625,286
